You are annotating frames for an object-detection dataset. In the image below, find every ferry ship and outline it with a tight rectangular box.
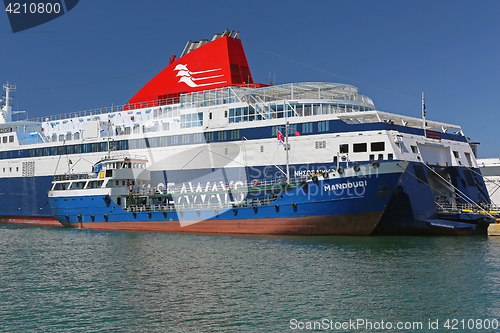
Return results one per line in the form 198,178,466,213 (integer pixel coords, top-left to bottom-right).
47,156,408,235
0,30,493,233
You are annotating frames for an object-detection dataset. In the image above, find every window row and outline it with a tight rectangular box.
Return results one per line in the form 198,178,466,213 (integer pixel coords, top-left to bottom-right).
23,131,245,158
271,121,328,136
0,135,15,144
334,153,393,162
339,142,385,153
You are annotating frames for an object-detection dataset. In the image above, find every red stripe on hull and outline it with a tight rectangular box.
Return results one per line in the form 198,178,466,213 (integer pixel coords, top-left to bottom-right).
0,216,60,226
62,211,383,235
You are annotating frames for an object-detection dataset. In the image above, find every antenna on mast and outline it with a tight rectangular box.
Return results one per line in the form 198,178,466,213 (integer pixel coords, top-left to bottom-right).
1,82,26,123
422,92,426,138
1,82,15,123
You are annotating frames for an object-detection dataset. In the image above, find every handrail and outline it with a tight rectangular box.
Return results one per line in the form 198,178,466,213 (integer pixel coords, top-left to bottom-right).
23,82,375,124
124,194,280,213
436,202,500,214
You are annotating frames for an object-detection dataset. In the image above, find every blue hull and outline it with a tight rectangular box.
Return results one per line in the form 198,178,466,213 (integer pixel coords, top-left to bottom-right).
49,169,404,235
0,161,363,219
374,162,490,235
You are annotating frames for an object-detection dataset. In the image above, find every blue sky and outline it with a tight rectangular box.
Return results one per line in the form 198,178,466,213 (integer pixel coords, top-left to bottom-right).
1,0,499,157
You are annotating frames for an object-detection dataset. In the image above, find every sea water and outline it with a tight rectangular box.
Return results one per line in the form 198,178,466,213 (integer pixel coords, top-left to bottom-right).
1,224,500,332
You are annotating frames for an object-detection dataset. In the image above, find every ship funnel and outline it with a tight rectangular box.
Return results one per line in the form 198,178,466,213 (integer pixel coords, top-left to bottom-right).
125,30,259,110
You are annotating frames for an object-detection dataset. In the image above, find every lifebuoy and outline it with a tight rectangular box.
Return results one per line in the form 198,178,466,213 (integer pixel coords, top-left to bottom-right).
228,184,233,190
252,179,258,186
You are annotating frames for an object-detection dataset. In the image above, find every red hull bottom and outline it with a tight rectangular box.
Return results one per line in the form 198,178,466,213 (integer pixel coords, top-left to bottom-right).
0,216,61,226
62,211,383,236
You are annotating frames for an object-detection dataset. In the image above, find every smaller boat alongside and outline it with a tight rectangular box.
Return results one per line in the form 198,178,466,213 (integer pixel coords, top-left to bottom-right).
47,155,409,235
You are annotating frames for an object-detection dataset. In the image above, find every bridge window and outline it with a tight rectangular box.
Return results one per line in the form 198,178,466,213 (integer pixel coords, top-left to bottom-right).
353,143,367,153
318,121,329,132
302,123,313,133
181,112,203,128
217,131,226,141
230,129,240,140
192,133,202,143
272,126,278,136
371,142,385,151
339,144,348,153
170,136,179,145
204,132,214,142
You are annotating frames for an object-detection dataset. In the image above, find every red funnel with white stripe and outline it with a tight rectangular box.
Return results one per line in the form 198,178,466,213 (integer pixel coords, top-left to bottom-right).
125,35,262,110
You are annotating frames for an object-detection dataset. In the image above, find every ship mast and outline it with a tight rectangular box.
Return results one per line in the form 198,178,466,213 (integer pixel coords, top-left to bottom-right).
1,82,15,123
422,92,426,138
107,119,112,159
285,120,290,184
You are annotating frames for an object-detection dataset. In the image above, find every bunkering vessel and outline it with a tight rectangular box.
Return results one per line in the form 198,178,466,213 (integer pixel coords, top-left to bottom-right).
0,30,494,233
47,156,408,235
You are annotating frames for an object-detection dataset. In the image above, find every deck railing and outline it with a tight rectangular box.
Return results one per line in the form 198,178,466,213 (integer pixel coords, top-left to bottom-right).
436,202,500,214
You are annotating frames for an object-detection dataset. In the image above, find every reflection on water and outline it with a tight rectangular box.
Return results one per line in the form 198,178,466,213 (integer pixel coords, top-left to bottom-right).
1,224,499,332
